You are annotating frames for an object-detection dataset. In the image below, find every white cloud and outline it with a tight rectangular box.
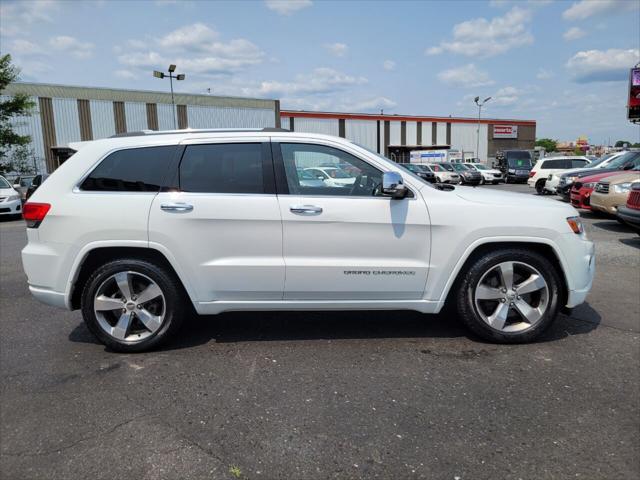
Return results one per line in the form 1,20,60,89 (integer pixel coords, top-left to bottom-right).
324,42,348,57
158,23,219,50
118,24,264,76
264,0,312,15
49,35,95,59
563,26,586,40
491,86,523,106
566,48,640,82
437,64,495,88
383,60,396,71
536,68,554,79
426,7,534,58
563,0,639,21
339,96,397,112
114,70,137,80
9,39,40,55
0,0,58,36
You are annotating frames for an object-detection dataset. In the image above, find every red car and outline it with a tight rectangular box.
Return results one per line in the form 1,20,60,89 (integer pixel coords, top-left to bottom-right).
570,170,629,210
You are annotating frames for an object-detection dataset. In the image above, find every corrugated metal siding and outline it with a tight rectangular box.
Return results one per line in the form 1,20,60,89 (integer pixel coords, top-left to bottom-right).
437,122,447,145
0,95,46,171
90,100,116,139
451,123,488,161
292,117,339,136
124,102,147,131
186,105,275,128
52,97,81,147
156,103,177,131
389,121,401,145
344,119,377,151
281,116,290,130
406,121,417,146
379,121,385,154
421,122,432,146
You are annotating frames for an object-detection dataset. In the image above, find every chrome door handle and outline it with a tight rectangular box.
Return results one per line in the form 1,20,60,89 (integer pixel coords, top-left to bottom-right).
160,202,193,213
290,205,323,215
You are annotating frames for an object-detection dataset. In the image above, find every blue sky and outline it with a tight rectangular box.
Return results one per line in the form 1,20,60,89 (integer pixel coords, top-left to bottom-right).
1,0,639,144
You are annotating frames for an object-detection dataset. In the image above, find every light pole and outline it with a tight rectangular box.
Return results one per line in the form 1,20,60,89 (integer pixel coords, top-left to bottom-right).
153,64,185,130
474,96,491,162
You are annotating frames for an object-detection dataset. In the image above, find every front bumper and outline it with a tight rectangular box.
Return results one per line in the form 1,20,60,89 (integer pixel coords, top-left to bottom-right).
557,233,596,308
0,198,22,215
590,192,626,215
617,205,640,230
570,187,593,209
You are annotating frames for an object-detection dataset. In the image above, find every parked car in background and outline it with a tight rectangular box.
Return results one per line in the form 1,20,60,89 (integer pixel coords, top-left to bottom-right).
423,163,460,183
297,170,325,188
303,167,356,187
528,156,590,194
569,170,631,210
496,150,533,183
466,163,503,184
9,174,36,201
590,170,640,216
0,175,23,217
399,163,436,183
21,128,595,352
451,163,481,185
616,182,640,232
557,151,640,201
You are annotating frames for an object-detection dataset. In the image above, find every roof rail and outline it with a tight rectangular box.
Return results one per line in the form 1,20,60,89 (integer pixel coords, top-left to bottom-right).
109,127,289,139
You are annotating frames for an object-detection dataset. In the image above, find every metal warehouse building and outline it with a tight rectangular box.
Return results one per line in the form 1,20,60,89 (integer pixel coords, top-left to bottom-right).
2,82,280,172
3,82,535,172
281,111,536,163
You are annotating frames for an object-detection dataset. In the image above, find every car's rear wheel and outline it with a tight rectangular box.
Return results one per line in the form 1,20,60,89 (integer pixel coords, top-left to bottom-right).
455,249,562,343
535,180,546,195
81,259,186,352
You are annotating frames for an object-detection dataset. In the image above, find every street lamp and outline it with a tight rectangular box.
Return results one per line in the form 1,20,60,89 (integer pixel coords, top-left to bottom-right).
474,96,491,162
153,65,186,129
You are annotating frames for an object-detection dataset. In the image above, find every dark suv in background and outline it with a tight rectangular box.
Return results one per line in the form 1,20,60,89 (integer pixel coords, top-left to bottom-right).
497,150,533,183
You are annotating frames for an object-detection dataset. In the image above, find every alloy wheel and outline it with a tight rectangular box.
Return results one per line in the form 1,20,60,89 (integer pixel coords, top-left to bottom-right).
473,261,549,333
93,271,165,342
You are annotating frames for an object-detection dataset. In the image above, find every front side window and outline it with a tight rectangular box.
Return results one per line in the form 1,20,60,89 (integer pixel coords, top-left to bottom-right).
179,143,264,194
280,143,382,196
81,146,179,192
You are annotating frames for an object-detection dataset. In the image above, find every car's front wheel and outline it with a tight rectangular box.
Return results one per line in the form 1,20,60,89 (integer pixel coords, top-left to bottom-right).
455,248,562,343
81,259,186,352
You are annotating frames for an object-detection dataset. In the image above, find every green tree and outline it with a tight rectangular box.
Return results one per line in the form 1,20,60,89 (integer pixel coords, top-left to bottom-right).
614,140,630,148
535,138,557,153
0,54,35,166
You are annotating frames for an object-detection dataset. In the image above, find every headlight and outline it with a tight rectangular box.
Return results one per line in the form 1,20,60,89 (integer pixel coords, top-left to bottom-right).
582,182,595,189
567,176,578,183
508,169,515,173
7,194,20,201
613,183,632,194
566,216,584,235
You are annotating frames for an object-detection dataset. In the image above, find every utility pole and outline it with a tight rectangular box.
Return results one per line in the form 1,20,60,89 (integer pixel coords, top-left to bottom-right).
153,65,186,130
474,96,492,162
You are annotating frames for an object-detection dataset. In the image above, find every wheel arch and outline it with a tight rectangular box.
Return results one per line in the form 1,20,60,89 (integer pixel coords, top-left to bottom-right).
440,239,569,310
69,246,196,311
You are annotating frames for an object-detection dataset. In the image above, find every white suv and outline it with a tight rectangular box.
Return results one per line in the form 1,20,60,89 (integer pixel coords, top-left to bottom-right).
528,156,590,194
22,129,595,352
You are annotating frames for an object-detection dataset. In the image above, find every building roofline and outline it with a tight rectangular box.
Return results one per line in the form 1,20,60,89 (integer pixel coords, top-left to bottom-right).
281,109,536,126
3,82,277,110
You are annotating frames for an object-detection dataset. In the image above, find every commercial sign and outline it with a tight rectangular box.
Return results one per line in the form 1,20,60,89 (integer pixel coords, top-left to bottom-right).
493,125,518,139
628,67,640,122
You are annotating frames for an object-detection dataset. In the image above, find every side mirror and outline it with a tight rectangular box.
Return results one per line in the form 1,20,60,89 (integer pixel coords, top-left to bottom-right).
382,171,408,199
13,183,20,189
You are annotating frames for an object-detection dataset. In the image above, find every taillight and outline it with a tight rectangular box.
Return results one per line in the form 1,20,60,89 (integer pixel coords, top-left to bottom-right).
529,171,536,177
22,202,51,228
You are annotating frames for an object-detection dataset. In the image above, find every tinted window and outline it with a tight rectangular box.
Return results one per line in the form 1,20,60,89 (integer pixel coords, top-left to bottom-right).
542,159,565,169
180,143,264,194
81,146,178,192
572,159,588,168
280,143,382,196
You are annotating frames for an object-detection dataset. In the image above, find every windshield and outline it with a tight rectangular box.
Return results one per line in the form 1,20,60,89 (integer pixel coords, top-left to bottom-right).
507,157,532,168
0,176,11,188
452,163,470,171
608,151,640,168
472,164,489,170
586,156,609,168
438,163,455,171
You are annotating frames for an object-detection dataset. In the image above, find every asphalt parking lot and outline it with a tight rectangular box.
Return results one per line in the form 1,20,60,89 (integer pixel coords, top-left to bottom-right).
1,183,638,480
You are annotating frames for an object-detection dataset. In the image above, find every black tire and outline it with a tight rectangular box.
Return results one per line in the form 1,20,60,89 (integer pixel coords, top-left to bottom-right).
81,258,186,352
455,248,562,343
535,180,546,195
504,176,509,184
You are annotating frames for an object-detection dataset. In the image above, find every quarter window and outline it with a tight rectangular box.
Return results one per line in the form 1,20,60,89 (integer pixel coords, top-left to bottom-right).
80,146,179,192
279,143,382,196
179,143,264,194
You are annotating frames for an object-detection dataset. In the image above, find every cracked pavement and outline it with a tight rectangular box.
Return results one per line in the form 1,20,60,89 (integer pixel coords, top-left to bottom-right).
1,183,639,479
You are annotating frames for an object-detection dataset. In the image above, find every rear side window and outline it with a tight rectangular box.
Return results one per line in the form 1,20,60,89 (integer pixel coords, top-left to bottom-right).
81,146,179,192
179,143,264,194
572,159,588,168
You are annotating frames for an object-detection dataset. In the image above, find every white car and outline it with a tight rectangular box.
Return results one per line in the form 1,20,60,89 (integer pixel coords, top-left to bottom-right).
21,129,595,352
545,152,626,194
0,175,23,217
422,164,460,183
528,156,590,194
304,167,355,187
466,163,504,184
